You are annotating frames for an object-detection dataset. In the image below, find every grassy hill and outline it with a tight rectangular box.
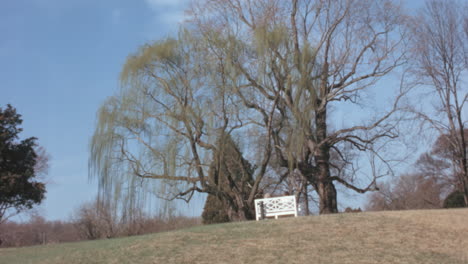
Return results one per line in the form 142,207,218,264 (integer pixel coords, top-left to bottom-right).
0,209,467,264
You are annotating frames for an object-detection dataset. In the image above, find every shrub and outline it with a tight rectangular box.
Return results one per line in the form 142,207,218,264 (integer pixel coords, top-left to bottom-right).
344,207,362,213
201,194,230,224
443,190,466,208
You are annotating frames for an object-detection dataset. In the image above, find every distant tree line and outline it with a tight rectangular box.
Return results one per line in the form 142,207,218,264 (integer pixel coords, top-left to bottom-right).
0,199,200,248
367,130,468,211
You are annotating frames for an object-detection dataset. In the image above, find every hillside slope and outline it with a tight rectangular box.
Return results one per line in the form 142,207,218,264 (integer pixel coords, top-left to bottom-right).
0,209,467,264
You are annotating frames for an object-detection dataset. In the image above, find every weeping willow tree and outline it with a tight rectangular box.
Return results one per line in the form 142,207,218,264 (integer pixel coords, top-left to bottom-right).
89,30,271,221
91,0,410,216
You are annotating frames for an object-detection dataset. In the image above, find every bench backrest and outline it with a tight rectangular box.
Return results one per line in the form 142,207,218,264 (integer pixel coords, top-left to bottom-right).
254,195,297,220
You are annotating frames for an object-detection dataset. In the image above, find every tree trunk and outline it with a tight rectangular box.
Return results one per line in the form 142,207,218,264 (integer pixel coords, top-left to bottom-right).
462,176,468,207
303,183,310,216
223,194,255,221
317,180,338,214
459,129,468,207
226,204,254,221
315,107,338,214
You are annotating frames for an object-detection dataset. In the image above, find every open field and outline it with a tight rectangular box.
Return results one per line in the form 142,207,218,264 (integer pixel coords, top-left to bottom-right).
1,209,467,264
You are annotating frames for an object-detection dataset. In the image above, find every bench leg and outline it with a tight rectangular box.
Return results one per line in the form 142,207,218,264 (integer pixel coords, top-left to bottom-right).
275,215,278,219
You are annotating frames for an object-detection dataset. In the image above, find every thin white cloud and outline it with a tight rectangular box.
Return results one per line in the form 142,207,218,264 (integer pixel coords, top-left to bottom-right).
159,11,186,24
144,0,189,29
145,0,185,9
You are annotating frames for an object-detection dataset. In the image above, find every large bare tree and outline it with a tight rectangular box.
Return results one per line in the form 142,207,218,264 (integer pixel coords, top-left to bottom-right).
189,0,409,213
410,0,468,205
90,0,409,217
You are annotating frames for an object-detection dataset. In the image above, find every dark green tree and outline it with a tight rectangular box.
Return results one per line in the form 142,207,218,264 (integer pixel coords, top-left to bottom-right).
203,133,256,222
0,104,46,223
201,194,229,224
443,191,467,209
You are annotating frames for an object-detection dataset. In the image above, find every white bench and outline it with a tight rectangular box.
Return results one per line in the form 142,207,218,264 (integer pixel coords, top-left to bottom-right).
254,195,298,221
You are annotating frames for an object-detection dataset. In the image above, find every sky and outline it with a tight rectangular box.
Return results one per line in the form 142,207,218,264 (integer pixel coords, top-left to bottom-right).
1,0,427,221
0,0,193,221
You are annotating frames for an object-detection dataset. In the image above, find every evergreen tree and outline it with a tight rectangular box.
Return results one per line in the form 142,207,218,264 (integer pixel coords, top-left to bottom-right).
0,104,46,223
443,190,466,208
204,133,256,222
201,194,229,224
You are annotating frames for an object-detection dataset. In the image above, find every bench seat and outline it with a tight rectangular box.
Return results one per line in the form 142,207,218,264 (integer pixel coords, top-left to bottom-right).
254,195,298,221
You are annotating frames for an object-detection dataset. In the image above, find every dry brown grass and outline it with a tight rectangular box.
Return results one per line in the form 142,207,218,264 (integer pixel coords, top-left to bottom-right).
0,209,467,264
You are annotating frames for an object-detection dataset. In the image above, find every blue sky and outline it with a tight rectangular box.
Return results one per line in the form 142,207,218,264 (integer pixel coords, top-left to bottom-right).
1,0,428,221
1,0,191,220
